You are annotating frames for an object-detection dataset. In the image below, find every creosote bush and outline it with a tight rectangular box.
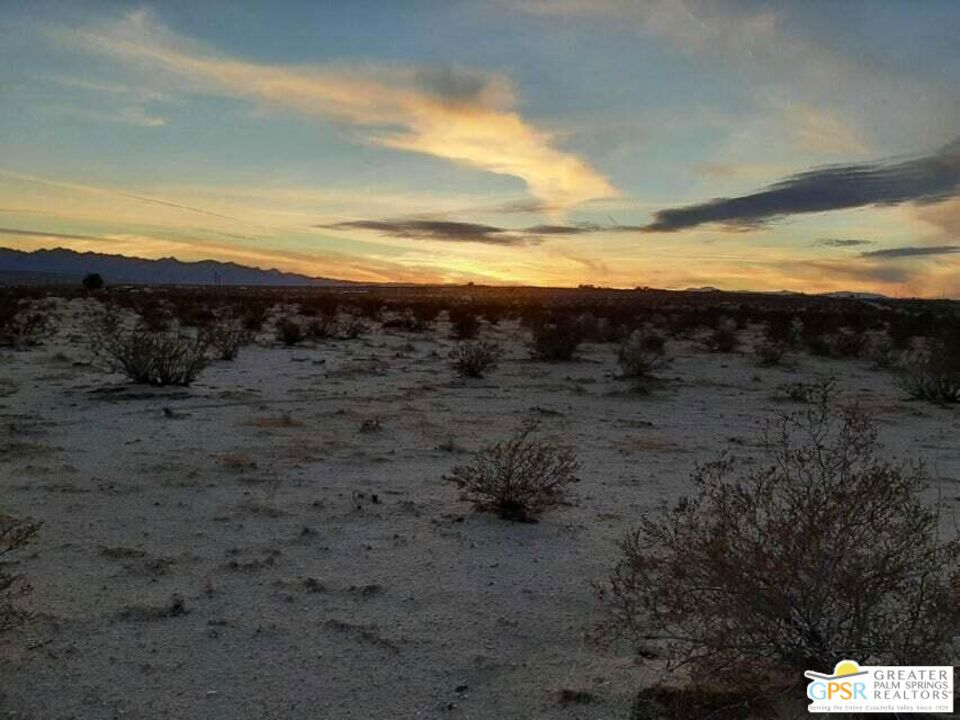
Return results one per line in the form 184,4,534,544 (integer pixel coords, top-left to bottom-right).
201,316,251,360
753,340,787,367
275,317,306,346
306,316,336,340
896,328,960,404
778,376,837,404
617,327,666,385
1,511,41,634
99,325,210,386
450,339,502,378
449,307,480,340
0,302,49,349
705,316,739,353
336,314,368,339
446,426,579,522
530,314,583,361
598,396,960,691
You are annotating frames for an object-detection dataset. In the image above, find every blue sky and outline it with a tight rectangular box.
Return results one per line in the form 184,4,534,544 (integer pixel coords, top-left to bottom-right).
1,0,959,295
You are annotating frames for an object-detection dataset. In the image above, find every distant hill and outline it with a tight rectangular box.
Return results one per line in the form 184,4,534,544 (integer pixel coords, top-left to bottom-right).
0,247,354,287
820,290,889,300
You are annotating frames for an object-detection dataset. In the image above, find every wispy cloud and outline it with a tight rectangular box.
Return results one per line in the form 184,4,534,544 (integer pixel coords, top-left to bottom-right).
514,0,959,159
58,10,615,209
0,226,104,241
861,244,960,259
816,238,874,248
643,138,960,232
323,219,542,246
321,218,636,245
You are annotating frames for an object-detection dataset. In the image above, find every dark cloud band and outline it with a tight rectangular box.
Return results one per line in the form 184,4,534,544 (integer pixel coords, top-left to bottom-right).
861,244,960,259
816,238,874,248
644,138,960,232
320,219,633,245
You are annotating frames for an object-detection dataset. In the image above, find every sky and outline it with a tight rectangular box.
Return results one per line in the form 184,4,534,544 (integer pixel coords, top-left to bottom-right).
1,0,959,296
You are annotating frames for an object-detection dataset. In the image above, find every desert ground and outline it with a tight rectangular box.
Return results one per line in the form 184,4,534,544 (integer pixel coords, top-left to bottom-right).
1,294,958,719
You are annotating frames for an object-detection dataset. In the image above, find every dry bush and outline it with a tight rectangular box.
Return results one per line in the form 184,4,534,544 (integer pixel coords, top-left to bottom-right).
239,300,269,332
275,317,306,346
0,512,41,634
598,397,960,686
450,339,502,378
381,310,419,331
618,328,666,384
306,316,336,340
530,314,583,361
449,307,480,340
335,314,368,339
864,333,898,369
135,299,172,332
763,314,802,348
896,329,960,404
411,303,442,330
753,340,787,367
705,316,739,352
98,326,210,386
0,302,49,349
778,376,837,404
201,316,251,360
828,328,867,358
446,426,579,522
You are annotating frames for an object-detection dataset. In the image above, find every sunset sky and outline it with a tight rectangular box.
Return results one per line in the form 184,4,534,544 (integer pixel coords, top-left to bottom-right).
2,1,959,295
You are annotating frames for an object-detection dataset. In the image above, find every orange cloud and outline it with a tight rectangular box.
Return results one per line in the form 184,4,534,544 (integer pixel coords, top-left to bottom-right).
61,10,615,210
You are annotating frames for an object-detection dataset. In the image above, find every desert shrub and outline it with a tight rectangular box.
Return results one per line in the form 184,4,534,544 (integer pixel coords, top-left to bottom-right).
99,326,210,386
617,327,666,383
0,302,48,348
804,332,832,357
828,328,867,358
763,314,802,347
171,299,216,328
300,296,339,318
412,303,442,330
239,301,269,332
887,312,935,351
864,333,898,369
383,305,438,332
479,304,505,326
275,317,305,346
306,316,336,340
530,314,582,361
575,312,602,342
450,339,502,378
82,272,104,290
353,298,383,321
445,426,579,522
381,310,418,331
705,316,738,352
135,299,172,332
778,376,837,404
449,307,480,340
896,329,960,403
598,397,960,682
0,512,40,634
201,316,250,360
596,317,630,344
753,340,787,367
336,314,368,339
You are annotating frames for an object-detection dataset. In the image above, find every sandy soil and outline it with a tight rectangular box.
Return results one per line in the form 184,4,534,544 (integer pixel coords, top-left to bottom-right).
1,297,958,719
